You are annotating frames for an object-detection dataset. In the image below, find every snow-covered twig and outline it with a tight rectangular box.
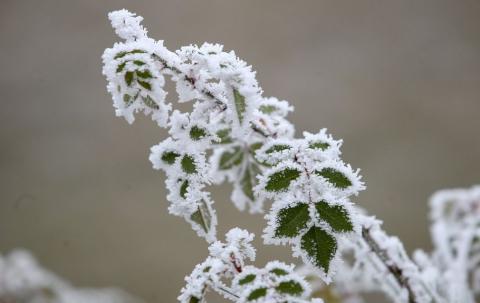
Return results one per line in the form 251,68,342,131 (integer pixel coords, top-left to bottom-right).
100,9,478,303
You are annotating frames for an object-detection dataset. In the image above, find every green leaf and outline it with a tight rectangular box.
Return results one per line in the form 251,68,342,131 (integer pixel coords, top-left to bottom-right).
133,60,145,66
114,49,147,59
136,69,152,79
265,144,291,154
274,203,310,238
123,94,133,106
238,274,256,285
247,288,267,301
180,180,189,199
142,95,159,109
270,268,288,276
190,126,207,141
161,151,180,165
138,80,152,90
315,168,352,189
215,128,233,144
190,199,211,234
249,142,263,152
309,141,330,150
181,155,197,174
233,89,246,124
275,280,304,296
124,71,134,86
259,104,278,114
219,147,243,170
116,62,126,73
249,142,272,167
315,201,353,232
241,163,260,201
189,296,200,303
265,168,301,192
301,226,336,273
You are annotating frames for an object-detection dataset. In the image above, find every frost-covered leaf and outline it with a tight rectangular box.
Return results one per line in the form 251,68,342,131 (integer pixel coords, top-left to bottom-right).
315,201,353,232
114,49,147,59
142,95,159,109
275,280,304,296
190,199,212,234
219,147,244,170
215,128,233,144
181,155,197,174
161,151,180,165
301,226,336,273
308,141,330,151
238,274,256,285
233,89,246,124
259,104,278,114
180,180,189,199
265,168,301,192
124,71,134,86
274,203,310,238
190,126,207,141
247,288,267,301
315,168,352,189
189,297,200,303
269,268,288,276
265,144,292,154
241,163,261,201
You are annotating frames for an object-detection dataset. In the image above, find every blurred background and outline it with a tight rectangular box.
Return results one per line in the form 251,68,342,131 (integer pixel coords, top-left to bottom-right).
1,0,480,302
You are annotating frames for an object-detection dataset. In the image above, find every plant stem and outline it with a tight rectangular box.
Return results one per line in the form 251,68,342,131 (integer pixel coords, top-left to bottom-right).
360,224,443,303
361,227,417,303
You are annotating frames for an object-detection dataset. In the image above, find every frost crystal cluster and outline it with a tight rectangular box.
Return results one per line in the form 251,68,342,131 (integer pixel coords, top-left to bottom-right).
101,9,480,303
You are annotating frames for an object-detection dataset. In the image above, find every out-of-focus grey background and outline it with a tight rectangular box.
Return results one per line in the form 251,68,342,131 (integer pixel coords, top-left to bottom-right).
1,0,479,302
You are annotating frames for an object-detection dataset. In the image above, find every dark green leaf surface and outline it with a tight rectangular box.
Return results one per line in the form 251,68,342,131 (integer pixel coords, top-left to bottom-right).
274,203,310,238
247,288,267,301
265,168,301,192
265,144,291,154
238,274,256,285
180,180,189,199
161,151,180,165
301,226,336,273
190,126,207,141
181,155,197,174
315,201,353,232
275,280,304,296
315,168,352,189
309,141,330,150
270,268,288,276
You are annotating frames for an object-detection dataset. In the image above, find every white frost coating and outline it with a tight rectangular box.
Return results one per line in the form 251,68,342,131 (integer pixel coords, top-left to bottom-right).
413,186,480,303
298,210,447,303
0,250,142,303
179,229,319,303
108,10,147,41
103,11,172,127
101,10,474,303
256,133,364,281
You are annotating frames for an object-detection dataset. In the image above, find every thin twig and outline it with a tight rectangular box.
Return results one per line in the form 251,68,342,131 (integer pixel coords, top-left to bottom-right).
361,227,418,303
